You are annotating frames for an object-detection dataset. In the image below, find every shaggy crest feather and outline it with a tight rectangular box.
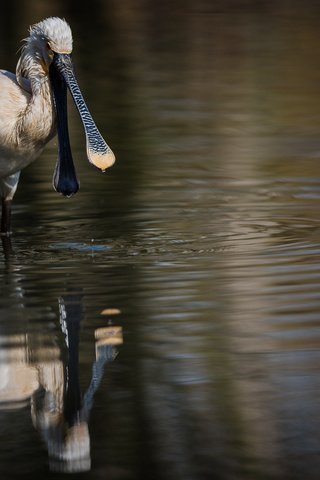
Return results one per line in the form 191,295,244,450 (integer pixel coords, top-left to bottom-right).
29,17,73,54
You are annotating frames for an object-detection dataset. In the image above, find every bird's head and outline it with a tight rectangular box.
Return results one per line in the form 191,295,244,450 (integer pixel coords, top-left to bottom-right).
17,17,115,197
29,17,73,71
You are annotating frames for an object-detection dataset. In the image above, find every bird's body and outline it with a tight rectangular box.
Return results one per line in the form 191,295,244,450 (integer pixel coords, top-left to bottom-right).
0,17,115,235
0,70,54,176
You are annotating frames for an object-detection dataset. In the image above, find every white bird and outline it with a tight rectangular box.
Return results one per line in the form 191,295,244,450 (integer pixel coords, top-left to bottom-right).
0,17,115,235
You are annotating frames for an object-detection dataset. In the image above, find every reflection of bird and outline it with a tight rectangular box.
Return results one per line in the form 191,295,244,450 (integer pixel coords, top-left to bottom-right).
0,17,115,234
0,293,123,473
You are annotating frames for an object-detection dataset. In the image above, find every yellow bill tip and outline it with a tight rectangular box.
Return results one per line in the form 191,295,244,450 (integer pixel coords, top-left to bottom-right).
88,149,116,172
100,308,121,315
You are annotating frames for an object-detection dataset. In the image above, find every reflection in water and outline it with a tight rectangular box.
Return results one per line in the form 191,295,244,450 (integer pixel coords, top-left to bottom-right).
0,291,122,473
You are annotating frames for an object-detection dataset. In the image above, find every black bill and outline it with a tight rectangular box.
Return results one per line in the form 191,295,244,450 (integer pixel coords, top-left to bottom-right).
49,59,79,197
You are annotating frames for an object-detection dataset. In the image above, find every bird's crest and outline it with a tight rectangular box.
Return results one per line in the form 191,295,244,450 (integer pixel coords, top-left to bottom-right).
29,17,73,54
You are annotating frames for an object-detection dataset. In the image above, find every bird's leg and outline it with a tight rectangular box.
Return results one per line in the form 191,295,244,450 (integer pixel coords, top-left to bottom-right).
0,172,20,236
1,198,12,235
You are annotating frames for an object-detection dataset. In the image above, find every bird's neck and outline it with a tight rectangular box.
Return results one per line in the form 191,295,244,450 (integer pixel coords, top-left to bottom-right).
19,77,55,151
16,51,56,150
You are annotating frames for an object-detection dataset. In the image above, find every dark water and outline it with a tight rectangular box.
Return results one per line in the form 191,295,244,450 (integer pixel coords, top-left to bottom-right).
1,1,320,479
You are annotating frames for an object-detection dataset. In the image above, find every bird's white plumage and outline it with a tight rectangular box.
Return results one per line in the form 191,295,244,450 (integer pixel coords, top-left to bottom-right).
0,18,73,182
0,17,73,230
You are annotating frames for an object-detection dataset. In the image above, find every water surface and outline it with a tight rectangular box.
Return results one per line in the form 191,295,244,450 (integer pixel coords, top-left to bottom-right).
1,2,320,479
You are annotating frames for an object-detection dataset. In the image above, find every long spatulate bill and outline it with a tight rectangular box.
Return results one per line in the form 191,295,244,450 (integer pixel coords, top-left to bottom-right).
52,54,115,172
49,60,79,196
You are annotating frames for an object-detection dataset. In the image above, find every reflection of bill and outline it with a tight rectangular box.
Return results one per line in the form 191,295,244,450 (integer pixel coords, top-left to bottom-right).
0,297,123,473
95,326,123,358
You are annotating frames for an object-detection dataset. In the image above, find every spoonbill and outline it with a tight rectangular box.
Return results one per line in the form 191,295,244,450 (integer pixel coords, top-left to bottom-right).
0,17,115,235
